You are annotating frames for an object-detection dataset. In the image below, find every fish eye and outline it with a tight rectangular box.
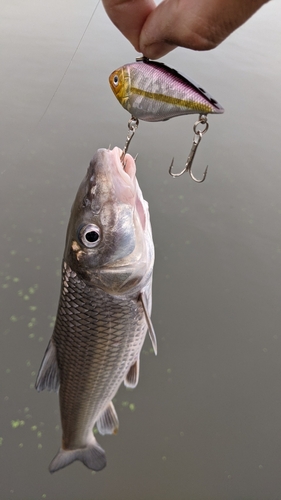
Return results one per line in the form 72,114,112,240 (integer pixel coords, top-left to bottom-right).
78,224,100,248
113,74,119,86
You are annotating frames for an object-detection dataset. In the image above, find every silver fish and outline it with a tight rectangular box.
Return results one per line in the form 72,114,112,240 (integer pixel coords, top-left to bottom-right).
35,147,156,473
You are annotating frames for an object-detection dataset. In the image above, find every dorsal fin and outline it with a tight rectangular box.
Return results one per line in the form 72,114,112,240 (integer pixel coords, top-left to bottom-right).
139,292,157,355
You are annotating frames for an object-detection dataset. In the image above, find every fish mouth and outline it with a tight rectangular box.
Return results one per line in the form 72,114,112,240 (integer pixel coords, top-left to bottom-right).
109,147,147,231
108,147,137,204
111,146,136,180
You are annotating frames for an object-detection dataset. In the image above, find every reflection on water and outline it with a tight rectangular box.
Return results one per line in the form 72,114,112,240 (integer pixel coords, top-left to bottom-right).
1,0,281,498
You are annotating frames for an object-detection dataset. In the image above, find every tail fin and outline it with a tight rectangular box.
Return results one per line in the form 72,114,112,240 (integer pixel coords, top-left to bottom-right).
49,440,106,473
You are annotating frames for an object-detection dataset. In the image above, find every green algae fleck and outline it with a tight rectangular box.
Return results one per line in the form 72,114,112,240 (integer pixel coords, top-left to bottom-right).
11,420,25,428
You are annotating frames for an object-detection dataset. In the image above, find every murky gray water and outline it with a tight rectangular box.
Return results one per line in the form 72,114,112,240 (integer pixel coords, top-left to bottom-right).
1,1,281,498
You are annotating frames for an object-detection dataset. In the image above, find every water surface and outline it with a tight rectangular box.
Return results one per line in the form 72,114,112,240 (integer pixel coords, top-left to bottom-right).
1,1,281,498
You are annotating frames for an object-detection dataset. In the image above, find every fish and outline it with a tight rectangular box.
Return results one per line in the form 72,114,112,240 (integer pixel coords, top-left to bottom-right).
109,58,224,122
35,147,156,473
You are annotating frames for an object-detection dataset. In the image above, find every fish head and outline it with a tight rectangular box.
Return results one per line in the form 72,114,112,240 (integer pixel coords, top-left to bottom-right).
109,66,130,110
64,147,153,294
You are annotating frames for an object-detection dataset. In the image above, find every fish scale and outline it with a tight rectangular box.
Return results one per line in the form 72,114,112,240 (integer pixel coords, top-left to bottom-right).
54,263,146,443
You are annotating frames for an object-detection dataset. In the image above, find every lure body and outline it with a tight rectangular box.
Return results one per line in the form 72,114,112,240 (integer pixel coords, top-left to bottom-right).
109,58,224,122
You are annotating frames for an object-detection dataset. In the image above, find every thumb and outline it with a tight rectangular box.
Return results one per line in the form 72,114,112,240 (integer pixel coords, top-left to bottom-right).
140,0,270,59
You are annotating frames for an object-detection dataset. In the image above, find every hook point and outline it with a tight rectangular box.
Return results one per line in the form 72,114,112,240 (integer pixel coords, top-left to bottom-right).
168,115,210,183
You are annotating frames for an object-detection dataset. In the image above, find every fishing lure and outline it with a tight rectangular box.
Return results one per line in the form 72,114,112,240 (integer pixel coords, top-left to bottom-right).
109,57,224,183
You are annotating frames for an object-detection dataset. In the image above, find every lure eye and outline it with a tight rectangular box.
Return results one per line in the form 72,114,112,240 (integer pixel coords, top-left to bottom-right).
78,224,100,248
113,74,119,86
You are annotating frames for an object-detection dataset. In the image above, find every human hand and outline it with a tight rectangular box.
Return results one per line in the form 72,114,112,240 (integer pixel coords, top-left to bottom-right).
102,0,270,59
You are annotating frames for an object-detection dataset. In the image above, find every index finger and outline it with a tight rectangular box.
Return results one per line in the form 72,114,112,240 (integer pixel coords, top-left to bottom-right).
102,0,156,52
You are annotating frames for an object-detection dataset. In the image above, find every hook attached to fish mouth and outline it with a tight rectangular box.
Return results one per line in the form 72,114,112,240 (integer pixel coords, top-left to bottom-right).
120,112,210,184
169,114,209,183
120,114,210,183
120,116,139,167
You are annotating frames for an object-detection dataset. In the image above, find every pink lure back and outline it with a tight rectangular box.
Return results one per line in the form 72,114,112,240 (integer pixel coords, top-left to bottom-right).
109,58,224,122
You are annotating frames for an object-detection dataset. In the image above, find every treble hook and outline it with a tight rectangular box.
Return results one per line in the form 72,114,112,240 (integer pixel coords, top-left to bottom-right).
120,116,139,166
169,114,209,183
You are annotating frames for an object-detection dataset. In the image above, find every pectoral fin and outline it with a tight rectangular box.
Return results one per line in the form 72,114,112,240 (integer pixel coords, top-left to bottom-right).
35,339,60,392
139,292,157,355
96,402,119,435
124,358,139,389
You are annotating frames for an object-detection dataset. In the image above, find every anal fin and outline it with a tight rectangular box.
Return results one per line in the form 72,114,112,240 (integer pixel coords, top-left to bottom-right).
124,358,139,389
139,292,157,355
35,339,60,392
96,402,119,435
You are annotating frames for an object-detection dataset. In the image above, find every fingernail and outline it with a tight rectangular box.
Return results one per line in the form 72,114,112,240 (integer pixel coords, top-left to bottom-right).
141,41,177,60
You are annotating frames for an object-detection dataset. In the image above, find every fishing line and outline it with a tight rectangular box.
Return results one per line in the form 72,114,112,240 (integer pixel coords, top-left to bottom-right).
4,0,101,172
38,0,101,125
